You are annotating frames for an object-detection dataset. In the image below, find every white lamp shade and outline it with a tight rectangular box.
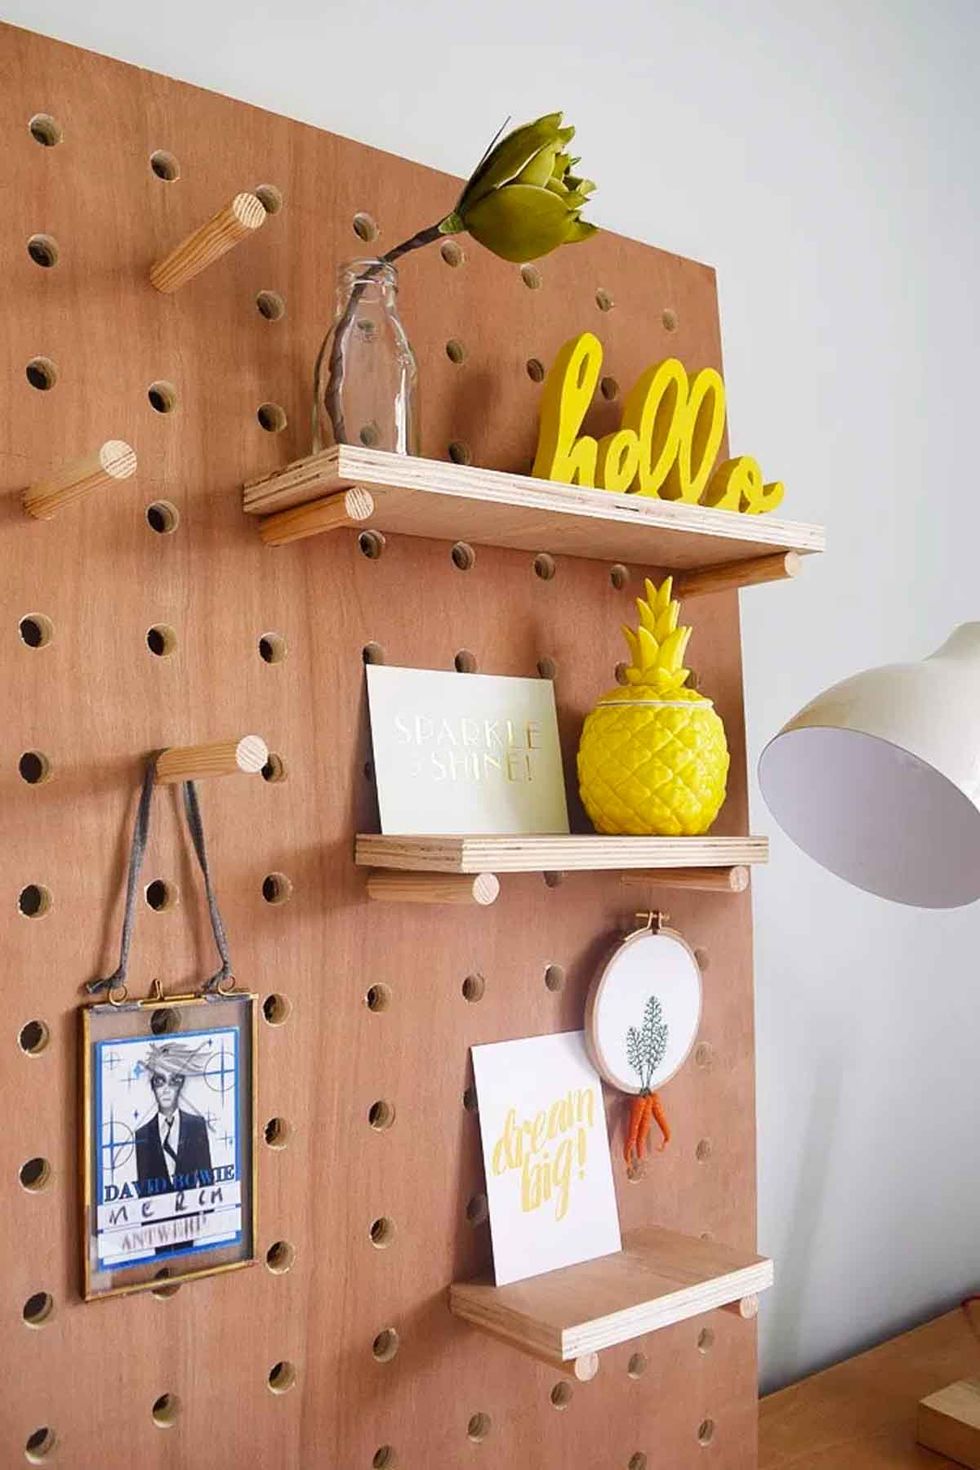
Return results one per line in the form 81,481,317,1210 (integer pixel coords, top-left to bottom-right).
758,623,980,908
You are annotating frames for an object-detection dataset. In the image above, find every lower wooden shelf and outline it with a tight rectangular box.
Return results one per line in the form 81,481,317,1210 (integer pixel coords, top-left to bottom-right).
449,1226,773,1374
356,833,769,875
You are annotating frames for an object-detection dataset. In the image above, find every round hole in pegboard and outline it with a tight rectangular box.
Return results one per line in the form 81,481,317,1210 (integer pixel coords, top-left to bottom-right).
544,963,565,993
440,239,464,267
451,540,476,571
29,113,62,147
465,1193,488,1227
18,751,52,785
533,552,556,581
520,264,541,290
146,499,180,535
147,380,177,414
19,1157,51,1192
698,1419,715,1447
27,234,59,268
150,1008,180,1036
266,1239,296,1275
697,1326,715,1355
595,287,614,312
526,357,546,382
694,1041,713,1068
262,753,288,783
257,402,287,433
359,421,382,448
696,1137,713,1163
365,984,391,1014
263,992,292,1026
700,1231,714,1242
628,1456,648,1470
543,871,565,890
145,879,178,912
150,1267,181,1300
19,1019,50,1057
18,613,54,648
373,1448,397,1469
369,1216,394,1249
362,642,386,666
151,1393,180,1428
372,1327,400,1363
537,656,557,680
26,357,57,391
462,1086,478,1114
24,1427,56,1464
454,649,477,674
259,631,288,664
352,211,379,242
255,184,284,214
467,1412,492,1443
18,885,51,919
445,338,467,365
363,758,374,780
268,1360,297,1394
358,529,386,560
146,624,177,658
550,1381,573,1410
149,150,180,181
448,440,472,466
614,661,631,687
22,1291,54,1328
627,1352,648,1379
610,563,630,589
264,1116,291,1149
461,972,485,1004
600,375,620,401
262,872,293,905
694,947,710,972
368,1099,396,1132
256,289,286,321
662,307,679,332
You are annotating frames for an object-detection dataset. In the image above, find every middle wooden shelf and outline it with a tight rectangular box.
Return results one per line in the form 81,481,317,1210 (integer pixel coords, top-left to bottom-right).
355,832,769,873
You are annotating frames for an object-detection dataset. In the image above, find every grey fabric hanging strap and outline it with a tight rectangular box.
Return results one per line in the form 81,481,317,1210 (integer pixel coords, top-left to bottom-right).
86,760,233,996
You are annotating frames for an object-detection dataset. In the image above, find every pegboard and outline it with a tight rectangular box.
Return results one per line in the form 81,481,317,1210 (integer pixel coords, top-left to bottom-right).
1,20,761,1469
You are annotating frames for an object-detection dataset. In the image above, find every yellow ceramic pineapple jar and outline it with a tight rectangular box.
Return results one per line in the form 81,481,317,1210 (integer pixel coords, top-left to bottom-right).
577,577,729,836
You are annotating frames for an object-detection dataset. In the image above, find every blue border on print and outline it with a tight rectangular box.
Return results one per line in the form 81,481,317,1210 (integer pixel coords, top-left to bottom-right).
93,1024,243,1274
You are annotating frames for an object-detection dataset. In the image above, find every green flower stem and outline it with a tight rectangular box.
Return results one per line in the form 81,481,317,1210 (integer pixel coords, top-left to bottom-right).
323,221,453,448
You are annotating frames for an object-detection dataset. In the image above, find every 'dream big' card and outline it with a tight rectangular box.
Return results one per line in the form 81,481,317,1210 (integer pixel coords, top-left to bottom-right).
365,665,570,835
471,1031,621,1286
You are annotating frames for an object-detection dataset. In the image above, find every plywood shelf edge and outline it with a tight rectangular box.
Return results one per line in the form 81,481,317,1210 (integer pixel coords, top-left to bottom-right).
449,1226,773,1366
244,445,825,571
355,833,768,875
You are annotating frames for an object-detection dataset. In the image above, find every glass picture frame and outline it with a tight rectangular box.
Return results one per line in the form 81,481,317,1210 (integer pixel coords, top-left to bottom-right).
81,987,257,1300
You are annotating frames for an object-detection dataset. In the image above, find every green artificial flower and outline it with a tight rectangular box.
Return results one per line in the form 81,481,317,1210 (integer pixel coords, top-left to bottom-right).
441,112,598,263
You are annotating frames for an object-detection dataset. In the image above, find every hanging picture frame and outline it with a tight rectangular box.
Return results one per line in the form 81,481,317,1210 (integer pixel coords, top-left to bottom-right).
82,985,257,1300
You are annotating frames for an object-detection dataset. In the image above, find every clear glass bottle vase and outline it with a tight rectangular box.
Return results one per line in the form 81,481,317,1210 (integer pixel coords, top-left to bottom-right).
312,258,419,455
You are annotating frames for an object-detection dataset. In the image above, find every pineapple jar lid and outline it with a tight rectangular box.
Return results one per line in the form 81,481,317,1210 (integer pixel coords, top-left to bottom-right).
584,923,702,1095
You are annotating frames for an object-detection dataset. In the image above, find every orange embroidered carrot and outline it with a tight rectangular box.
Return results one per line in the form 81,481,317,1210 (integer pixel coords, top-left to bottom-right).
648,1091,670,1151
635,1093,653,1158
624,1094,647,1167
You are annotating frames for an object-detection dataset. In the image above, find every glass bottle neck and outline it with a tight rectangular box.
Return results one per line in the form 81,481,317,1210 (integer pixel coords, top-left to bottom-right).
337,257,398,310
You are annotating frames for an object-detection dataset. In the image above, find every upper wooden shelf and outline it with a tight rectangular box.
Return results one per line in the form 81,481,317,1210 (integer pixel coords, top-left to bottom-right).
243,445,826,570
449,1226,773,1374
355,833,768,874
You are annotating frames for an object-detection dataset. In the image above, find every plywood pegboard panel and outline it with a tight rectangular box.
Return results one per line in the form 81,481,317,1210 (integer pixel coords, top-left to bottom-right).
1,20,763,1468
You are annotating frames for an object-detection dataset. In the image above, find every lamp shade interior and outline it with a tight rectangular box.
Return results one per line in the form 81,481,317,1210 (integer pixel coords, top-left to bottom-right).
758,725,980,908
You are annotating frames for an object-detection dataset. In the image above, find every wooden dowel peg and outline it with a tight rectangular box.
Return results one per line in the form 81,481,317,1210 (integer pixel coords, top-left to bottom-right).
674,550,802,600
150,192,267,293
23,440,137,520
366,870,500,906
259,487,375,547
721,1294,760,1320
620,866,750,894
156,735,268,784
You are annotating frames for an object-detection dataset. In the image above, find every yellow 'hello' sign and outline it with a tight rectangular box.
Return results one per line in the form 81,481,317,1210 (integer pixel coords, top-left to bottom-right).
531,331,784,514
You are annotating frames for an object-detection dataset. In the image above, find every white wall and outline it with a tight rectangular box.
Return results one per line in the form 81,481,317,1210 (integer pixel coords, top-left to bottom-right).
8,0,979,1391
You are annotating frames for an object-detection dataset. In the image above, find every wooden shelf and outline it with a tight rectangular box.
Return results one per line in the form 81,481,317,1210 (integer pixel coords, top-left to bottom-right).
450,1226,773,1370
356,833,768,875
244,445,825,570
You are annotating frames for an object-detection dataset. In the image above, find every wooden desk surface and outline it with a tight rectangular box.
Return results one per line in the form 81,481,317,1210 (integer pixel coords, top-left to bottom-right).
760,1309,980,1469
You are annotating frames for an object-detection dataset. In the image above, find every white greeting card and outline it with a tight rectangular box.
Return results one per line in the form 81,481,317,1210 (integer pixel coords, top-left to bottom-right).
472,1031,621,1286
365,665,570,835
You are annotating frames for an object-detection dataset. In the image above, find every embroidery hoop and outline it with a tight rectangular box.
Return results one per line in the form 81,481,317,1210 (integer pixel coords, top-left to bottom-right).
584,913,703,1095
